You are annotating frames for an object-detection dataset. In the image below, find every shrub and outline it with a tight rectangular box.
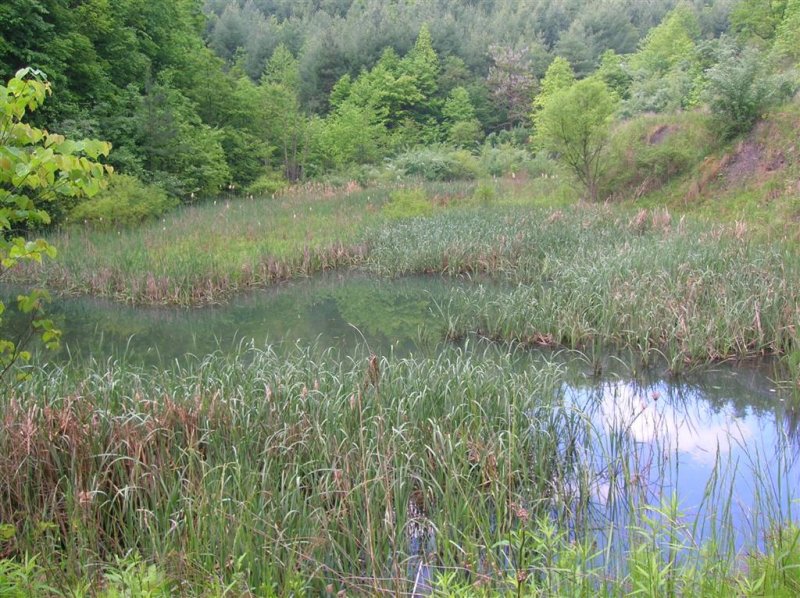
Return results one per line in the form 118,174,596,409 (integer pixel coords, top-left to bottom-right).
448,119,483,147
382,188,433,219
387,145,483,181
704,42,795,139
472,179,497,205
69,174,177,227
318,164,383,188
478,143,532,177
246,174,288,197
526,152,563,178
483,126,530,147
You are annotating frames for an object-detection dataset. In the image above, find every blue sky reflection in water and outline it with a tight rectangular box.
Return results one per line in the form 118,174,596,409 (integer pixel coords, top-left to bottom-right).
562,377,799,553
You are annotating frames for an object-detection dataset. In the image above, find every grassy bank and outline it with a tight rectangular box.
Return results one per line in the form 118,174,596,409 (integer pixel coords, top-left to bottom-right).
1,344,798,596
11,183,387,306
7,176,571,308
630,103,800,238
9,181,485,306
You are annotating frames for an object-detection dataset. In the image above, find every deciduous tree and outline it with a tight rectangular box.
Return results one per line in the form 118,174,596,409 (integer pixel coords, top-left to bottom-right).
534,78,617,202
487,45,537,128
443,86,482,146
0,69,111,380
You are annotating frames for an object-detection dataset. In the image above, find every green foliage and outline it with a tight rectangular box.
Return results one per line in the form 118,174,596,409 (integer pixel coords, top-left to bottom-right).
624,4,704,115
339,35,442,149
623,67,701,115
745,526,800,597
219,126,275,187
629,5,700,76
446,120,482,148
0,556,54,597
478,143,532,177
704,42,792,139
555,21,598,78
382,187,433,219
346,48,424,129
604,112,716,199
258,60,312,181
264,44,300,89
443,87,482,147
532,56,575,117
597,49,632,99
1,68,110,379
15,0,794,191
246,174,288,197
472,179,497,205
69,174,177,227
219,74,277,185
774,0,800,62
312,101,387,170
100,554,172,598
328,73,353,110
133,82,230,197
442,87,476,123
731,0,788,45
0,0,239,196
388,145,482,181
401,24,439,100
534,78,618,201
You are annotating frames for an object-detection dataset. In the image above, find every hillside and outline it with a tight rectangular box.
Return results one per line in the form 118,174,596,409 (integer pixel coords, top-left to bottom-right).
606,101,800,238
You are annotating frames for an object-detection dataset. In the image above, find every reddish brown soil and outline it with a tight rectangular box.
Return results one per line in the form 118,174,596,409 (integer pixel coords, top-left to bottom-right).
646,124,676,145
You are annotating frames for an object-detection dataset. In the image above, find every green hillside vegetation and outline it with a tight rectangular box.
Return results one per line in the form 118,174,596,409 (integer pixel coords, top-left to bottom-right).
0,0,797,219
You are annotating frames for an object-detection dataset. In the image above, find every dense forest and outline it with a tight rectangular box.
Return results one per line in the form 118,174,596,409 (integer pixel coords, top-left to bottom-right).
1,0,798,218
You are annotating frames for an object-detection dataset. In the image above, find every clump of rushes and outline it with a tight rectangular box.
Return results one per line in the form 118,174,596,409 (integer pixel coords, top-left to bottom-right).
0,344,569,594
367,205,800,372
1,343,799,595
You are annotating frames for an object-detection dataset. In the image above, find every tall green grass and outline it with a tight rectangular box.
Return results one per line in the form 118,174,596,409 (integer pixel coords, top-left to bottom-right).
1,343,798,595
11,182,485,306
367,205,800,372
11,184,387,305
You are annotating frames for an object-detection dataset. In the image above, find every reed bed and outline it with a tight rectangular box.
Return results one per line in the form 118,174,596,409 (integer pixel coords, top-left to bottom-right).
10,185,800,374
1,343,798,595
367,206,800,372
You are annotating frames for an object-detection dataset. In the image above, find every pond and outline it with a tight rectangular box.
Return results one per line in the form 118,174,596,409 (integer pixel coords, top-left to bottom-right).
2,273,453,364
2,274,798,563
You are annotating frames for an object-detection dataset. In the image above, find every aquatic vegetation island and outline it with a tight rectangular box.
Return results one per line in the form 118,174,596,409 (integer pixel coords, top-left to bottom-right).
2,0,800,595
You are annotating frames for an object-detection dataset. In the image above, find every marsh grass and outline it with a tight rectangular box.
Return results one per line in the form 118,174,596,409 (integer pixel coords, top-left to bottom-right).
11,181,486,306
1,343,798,595
1,343,569,594
11,185,385,305
8,185,800,368
368,205,800,372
